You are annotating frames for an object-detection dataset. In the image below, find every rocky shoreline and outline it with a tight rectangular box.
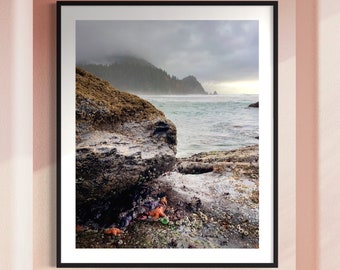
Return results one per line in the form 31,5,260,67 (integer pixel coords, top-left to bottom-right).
76,145,259,249
75,68,259,249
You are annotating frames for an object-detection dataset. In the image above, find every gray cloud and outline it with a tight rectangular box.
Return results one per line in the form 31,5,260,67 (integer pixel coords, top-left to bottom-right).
76,20,258,85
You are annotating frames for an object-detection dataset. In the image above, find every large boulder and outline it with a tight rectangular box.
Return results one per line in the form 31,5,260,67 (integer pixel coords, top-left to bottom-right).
75,67,177,225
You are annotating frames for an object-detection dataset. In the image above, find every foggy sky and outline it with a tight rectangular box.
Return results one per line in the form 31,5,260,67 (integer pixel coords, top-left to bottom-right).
76,20,258,93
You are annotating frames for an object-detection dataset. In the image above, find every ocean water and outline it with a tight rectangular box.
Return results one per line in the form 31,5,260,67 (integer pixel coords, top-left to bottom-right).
141,95,259,158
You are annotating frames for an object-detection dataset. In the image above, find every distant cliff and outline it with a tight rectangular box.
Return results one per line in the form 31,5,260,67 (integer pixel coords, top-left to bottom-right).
79,55,207,95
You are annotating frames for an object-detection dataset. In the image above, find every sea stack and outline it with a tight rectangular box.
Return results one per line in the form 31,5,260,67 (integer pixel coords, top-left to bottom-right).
248,101,259,108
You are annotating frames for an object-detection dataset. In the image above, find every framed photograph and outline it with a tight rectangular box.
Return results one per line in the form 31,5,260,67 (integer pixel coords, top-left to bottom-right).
57,1,278,267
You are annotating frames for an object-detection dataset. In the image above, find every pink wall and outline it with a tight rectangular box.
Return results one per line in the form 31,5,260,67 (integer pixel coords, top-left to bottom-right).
296,0,318,269
317,0,340,269
0,0,33,269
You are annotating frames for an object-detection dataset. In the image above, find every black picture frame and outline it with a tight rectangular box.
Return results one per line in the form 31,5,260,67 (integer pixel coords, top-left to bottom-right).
57,1,278,268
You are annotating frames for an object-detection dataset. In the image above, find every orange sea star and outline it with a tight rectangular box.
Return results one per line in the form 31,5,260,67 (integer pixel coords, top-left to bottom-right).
104,227,123,236
148,205,166,220
76,224,85,233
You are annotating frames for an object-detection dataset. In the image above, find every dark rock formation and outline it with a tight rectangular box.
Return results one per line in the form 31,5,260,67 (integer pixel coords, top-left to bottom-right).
75,67,177,225
248,101,259,108
177,162,214,174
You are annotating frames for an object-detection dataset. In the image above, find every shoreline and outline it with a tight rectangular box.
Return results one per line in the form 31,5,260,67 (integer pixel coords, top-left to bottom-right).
76,144,259,248
75,68,259,249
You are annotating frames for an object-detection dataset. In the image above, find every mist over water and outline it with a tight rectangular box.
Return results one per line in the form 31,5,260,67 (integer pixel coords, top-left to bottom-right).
141,94,259,158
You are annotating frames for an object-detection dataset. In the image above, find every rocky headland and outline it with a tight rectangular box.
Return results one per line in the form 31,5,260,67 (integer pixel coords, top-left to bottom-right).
79,55,207,95
75,68,259,248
